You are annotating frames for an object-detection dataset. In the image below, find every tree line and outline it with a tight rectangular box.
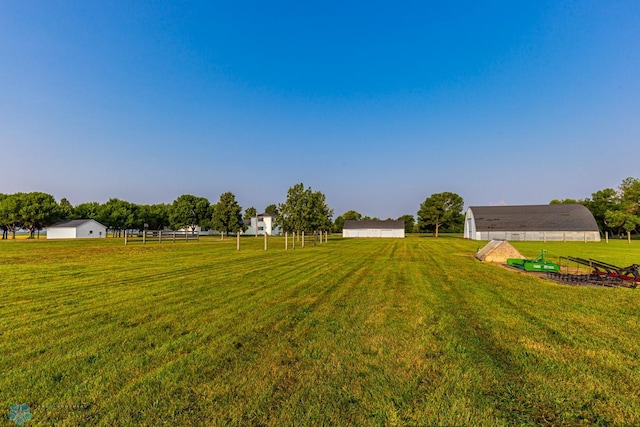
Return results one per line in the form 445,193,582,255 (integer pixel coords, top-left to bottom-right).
551,177,640,237
0,183,334,240
332,191,465,237
333,176,640,238
0,186,467,240
0,191,240,239
4,177,635,240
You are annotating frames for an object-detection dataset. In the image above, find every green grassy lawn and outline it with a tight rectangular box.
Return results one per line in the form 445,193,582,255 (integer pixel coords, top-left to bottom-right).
1,236,639,426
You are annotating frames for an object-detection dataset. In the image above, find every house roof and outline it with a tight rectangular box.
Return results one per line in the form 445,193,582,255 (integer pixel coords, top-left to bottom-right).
468,204,599,232
343,220,404,230
49,219,105,228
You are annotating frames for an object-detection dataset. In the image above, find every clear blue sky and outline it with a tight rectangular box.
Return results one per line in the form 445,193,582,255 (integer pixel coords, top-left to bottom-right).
1,1,638,218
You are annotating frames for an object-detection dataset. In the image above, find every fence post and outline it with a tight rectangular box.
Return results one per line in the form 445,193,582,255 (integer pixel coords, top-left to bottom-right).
302,231,305,248
629,231,631,244
293,232,296,249
159,230,162,243
285,232,288,250
606,231,609,243
237,231,240,251
125,230,128,245
173,231,176,243
143,230,146,244
264,233,268,251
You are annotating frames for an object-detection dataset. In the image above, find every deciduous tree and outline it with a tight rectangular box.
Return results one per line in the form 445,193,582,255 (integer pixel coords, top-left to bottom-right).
73,202,101,220
264,204,278,216
417,192,464,238
277,183,333,235
342,210,362,221
20,192,60,238
0,193,26,240
169,195,210,232
582,188,618,235
332,210,362,232
136,204,170,231
243,206,257,220
0,193,9,239
59,198,74,220
99,198,137,237
211,192,244,236
398,214,415,234
605,177,640,236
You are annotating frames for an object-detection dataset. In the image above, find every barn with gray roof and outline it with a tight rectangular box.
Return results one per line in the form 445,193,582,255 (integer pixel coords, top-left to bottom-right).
47,219,107,239
343,220,405,238
463,204,600,242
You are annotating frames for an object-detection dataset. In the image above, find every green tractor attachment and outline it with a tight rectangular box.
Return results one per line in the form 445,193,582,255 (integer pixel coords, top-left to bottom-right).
507,250,559,272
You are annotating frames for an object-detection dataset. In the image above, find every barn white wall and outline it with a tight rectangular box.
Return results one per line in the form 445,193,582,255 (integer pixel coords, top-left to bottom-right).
476,231,600,242
464,208,476,239
76,221,106,238
46,227,77,239
343,228,404,238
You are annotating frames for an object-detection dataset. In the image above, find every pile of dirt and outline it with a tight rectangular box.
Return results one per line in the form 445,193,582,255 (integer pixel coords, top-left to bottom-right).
475,240,525,263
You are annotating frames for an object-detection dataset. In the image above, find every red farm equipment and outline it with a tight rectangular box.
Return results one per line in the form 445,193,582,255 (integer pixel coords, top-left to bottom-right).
547,257,640,288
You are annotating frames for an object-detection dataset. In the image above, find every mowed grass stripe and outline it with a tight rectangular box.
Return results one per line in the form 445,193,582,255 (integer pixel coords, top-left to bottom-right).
1,237,639,425
98,241,378,424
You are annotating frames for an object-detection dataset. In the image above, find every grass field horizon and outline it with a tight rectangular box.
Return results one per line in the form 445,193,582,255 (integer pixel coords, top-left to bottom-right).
1,236,639,425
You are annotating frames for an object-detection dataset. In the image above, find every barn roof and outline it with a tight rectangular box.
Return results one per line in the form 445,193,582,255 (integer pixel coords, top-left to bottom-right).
343,220,404,230
49,219,104,228
468,204,599,232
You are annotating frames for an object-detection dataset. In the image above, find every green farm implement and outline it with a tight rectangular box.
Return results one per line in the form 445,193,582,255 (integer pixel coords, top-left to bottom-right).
507,250,559,272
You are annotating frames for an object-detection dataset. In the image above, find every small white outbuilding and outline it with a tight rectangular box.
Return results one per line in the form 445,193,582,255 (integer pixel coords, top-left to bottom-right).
343,220,405,238
47,219,107,239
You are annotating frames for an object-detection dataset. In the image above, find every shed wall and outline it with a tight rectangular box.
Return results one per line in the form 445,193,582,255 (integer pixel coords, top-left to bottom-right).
343,228,404,238
474,231,600,242
46,227,76,239
76,222,106,238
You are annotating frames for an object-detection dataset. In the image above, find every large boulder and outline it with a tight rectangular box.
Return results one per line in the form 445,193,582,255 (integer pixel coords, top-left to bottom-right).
475,240,525,263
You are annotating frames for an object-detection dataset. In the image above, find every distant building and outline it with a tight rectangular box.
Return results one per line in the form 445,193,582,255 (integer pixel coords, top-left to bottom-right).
47,219,107,239
177,225,214,235
243,213,282,236
463,204,600,241
343,220,405,238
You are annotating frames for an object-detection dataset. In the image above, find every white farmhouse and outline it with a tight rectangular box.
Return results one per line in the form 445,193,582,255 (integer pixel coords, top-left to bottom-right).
243,213,282,236
47,219,107,239
343,220,405,238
